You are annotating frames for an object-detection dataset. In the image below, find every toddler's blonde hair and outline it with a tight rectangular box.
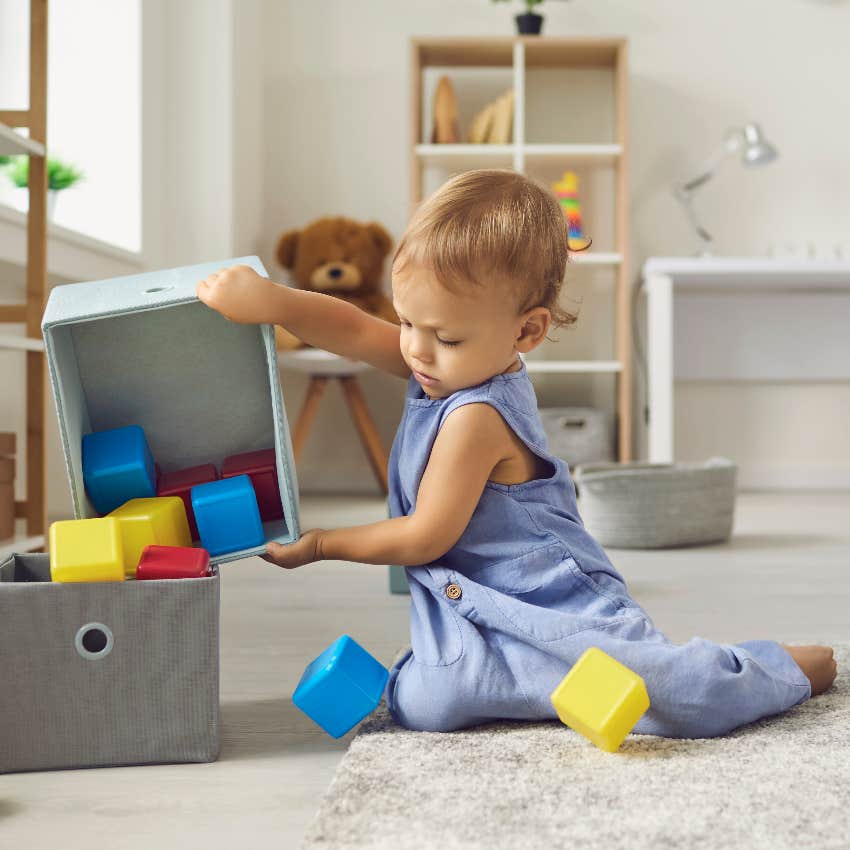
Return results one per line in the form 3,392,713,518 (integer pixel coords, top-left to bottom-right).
393,169,578,330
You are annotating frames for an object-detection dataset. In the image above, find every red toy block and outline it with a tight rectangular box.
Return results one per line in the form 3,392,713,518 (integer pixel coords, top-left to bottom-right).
157,463,218,540
221,448,283,522
136,544,211,580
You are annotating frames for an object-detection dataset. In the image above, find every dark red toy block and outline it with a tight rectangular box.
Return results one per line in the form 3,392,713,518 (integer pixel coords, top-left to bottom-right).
136,545,211,580
221,448,283,521
157,463,219,540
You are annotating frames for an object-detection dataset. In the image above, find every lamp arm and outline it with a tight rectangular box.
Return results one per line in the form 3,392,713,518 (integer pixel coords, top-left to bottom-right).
672,137,738,256
673,187,713,255
675,141,730,197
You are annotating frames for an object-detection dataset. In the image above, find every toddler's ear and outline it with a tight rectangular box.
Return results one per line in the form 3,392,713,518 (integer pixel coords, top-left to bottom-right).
516,307,551,353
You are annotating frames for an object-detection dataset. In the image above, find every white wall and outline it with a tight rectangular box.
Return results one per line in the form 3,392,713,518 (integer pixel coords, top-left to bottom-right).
252,0,850,492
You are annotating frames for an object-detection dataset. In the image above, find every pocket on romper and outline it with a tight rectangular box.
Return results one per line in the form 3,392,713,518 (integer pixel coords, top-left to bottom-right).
407,574,465,667
478,546,627,643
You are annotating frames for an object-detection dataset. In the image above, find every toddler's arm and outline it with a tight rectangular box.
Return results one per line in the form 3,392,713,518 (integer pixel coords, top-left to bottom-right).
265,403,511,568
196,264,409,378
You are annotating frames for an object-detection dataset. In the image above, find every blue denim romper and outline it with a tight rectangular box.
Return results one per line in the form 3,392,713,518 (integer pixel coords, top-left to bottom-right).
384,362,811,737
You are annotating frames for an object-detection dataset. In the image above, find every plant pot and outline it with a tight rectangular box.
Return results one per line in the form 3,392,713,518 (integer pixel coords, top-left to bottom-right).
515,12,543,34
11,188,59,220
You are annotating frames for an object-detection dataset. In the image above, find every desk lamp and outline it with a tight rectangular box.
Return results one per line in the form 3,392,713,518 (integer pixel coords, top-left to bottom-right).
674,122,778,256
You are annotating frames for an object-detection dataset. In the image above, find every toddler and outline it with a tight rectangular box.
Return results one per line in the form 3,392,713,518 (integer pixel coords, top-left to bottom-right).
197,169,836,737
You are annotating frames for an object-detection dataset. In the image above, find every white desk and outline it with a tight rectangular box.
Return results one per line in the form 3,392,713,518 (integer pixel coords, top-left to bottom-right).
643,257,850,462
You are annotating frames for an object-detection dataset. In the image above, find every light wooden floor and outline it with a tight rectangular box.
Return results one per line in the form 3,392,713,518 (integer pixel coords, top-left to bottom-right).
1,491,848,849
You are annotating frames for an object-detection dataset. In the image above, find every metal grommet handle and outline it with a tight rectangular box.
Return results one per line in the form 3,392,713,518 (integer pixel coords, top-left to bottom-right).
74,622,114,661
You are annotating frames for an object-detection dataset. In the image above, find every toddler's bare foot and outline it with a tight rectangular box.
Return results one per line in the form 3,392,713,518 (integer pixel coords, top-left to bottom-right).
781,644,837,696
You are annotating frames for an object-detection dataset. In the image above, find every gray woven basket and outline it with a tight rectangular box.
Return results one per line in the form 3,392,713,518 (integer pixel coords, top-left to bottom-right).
573,458,737,549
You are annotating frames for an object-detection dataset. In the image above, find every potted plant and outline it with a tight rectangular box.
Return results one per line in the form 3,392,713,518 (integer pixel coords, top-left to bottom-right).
2,155,84,220
493,0,556,35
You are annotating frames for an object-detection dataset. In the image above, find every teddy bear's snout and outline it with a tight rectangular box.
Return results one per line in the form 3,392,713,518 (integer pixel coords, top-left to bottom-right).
310,262,363,292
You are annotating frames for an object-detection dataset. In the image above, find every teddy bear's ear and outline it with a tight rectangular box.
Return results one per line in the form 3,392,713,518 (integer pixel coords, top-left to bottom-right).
366,222,393,258
276,230,300,269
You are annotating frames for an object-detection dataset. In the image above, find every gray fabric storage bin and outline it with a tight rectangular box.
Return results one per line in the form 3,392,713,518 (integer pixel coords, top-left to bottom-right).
573,458,737,549
539,407,614,466
41,255,300,565
0,553,220,773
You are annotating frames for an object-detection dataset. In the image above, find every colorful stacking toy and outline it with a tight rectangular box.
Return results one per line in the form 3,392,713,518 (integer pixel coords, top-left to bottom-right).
222,448,283,522
552,170,586,243
82,425,156,515
550,646,650,753
136,544,211,580
49,517,125,583
190,474,265,556
108,497,193,577
293,635,389,738
157,463,219,540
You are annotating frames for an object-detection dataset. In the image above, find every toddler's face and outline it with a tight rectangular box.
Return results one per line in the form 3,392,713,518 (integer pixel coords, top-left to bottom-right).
392,265,524,399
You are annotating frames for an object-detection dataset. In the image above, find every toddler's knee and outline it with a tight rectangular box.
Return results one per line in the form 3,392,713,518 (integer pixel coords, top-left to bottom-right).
385,660,468,733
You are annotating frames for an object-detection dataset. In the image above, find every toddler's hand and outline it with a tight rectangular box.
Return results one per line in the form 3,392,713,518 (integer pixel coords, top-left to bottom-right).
196,264,277,325
262,528,325,570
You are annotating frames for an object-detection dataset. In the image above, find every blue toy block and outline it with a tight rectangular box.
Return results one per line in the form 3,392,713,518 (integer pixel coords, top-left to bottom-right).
190,474,265,556
82,425,157,516
293,635,389,738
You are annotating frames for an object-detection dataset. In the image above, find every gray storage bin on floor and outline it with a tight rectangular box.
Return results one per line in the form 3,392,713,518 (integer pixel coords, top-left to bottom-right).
0,553,220,773
573,458,737,549
539,407,614,466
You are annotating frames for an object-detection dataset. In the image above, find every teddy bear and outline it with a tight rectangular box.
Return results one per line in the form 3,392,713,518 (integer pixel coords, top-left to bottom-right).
274,216,398,350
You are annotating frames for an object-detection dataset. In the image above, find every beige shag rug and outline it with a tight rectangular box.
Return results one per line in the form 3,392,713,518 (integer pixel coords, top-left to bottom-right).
302,645,849,850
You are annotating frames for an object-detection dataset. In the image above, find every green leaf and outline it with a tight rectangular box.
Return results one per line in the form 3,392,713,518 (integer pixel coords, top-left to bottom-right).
1,154,84,191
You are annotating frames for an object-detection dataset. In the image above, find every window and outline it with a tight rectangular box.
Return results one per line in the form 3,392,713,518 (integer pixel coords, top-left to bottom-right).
0,0,141,252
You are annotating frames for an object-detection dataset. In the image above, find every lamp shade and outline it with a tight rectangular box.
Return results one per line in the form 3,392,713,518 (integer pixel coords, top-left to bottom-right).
740,123,778,166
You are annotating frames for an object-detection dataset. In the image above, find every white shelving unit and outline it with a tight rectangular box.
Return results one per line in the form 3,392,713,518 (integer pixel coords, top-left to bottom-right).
410,37,633,458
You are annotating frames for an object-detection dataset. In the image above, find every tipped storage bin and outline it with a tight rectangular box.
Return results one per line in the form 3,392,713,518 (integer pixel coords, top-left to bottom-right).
573,458,737,549
40,255,300,565
0,553,220,773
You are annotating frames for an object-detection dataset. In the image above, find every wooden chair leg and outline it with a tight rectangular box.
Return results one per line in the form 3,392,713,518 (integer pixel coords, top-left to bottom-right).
291,376,328,461
339,375,389,495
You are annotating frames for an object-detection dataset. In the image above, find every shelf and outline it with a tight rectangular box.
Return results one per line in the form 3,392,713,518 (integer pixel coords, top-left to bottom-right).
571,252,622,266
415,37,624,70
415,144,515,166
524,144,621,163
0,122,45,157
415,39,515,68
415,144,622,167
0,520,45,561
524,38,624,69
523,359,622,374
0,334,45,352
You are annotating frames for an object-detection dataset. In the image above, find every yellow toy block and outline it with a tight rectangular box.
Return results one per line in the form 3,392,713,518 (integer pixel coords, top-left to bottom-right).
550,647,649,753
49,517,125,583
108,497,192,577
